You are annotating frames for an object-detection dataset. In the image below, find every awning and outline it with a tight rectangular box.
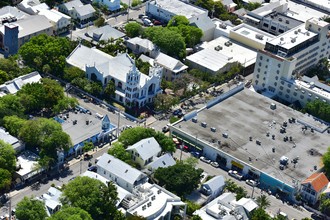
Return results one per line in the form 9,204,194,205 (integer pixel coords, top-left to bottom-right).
231,160,244,169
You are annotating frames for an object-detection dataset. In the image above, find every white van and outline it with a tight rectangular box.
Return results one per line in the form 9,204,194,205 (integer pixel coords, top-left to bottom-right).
95,113,104,119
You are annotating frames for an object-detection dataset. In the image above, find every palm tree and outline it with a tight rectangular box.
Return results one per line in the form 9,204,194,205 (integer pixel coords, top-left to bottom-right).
256,195,271,209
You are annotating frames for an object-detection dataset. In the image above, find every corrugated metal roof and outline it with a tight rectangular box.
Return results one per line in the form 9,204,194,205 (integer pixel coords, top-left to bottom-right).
126,137,161,161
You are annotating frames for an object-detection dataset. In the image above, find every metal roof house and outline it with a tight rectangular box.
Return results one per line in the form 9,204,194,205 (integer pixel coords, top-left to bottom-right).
126,137,162,168
201,175,225,202
96,153,148,193
0,71,42,97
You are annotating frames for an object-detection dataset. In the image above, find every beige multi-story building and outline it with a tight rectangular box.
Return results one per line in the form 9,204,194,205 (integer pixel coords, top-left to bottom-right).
252,18,330,106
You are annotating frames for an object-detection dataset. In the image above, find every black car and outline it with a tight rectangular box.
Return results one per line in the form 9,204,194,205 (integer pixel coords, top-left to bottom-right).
177,112,184,118
88,166,97,172
162,126,169,133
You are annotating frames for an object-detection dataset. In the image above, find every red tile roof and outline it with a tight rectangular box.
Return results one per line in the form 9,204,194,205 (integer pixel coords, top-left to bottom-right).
302,173,329,192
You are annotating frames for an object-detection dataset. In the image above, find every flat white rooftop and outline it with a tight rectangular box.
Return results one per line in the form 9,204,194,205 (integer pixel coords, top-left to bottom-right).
201,36,257,67
16,150,41,179
268,24,317,50
127,182,185,219
148,0,207,19
295,80,330,101
230,24,275,46
285,1,328,22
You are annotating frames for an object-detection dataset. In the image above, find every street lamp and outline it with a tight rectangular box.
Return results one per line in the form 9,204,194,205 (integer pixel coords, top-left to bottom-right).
80,158,83,174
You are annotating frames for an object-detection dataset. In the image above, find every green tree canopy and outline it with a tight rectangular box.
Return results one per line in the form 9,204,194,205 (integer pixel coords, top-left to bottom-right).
19,118,72,167
144,27,186,59
61,176,119,220
16,197,48,220
167,15,189,27
256,195,270,209
125,22,143,38
0,94,25,124
323,147,330,176
108,142,131,164
0,168,11,191
63,66,86,82
304,100,330,123
19,34,76,75
48,206,93,220
118,127,176,152
154,162,203,196
250,207,272,220
94,17,105,27
0,140,16,173
104,80,116,99
153,93,179,112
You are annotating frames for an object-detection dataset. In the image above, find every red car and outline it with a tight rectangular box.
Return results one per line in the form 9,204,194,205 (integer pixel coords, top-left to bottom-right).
153,20,162,25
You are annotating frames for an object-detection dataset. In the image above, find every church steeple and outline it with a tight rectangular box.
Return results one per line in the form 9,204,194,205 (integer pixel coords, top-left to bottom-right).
102,115,111,130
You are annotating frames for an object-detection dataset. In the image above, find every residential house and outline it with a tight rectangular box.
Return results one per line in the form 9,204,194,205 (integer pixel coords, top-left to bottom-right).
0,127,25,152
38,187,62,216
0,15,53,56
14,150,44,186
194,192,258,220
200,175,225,202
93,0,120,11
222,0,237,13
38,9,71,35
153,52,188,81
0,71,42,96
126,137,162,168
300,172,329,205
82,170,133,206
58,0,95,27
126,37,158,57
83,25,125,44
96,153,148,192
17,0,50,15
146,0,215,41
126,37,188,81
66,44,163,107
146,153,176,173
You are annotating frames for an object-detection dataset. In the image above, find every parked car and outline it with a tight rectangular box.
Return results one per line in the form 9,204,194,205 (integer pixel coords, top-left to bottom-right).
210,161,219,168
191,151,200,158
84,153,93,160
177,112,184,118
228,170,243,180
245,179,257,187
153,20,162,25
173,109,182,115
88,166,97,172
200,156,211,164
162,126,169,133
143,18,153,26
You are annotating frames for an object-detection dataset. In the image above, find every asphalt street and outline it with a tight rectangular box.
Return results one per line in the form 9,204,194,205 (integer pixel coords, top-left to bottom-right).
173,150,312,220
0,145,110,217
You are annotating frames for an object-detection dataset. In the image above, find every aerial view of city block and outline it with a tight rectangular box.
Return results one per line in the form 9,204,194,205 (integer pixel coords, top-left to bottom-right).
0,0,329,219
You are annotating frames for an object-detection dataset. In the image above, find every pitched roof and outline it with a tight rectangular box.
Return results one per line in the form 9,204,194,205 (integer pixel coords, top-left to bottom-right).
202,175,225,192
66,45,150,86
148,153,176,170
126,137,161,160
302,172,329,192
154,52,188,73
86,25,125,42
97,153,146,185
62,0,83,10
74,4,95,17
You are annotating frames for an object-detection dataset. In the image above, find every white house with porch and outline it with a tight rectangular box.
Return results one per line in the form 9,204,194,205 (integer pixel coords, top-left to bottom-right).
66,44,163,107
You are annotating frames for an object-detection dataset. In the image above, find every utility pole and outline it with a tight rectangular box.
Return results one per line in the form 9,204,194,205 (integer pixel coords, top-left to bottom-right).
80,159,82,174
179,142,183,162
8,197,11,220
127,0,131,22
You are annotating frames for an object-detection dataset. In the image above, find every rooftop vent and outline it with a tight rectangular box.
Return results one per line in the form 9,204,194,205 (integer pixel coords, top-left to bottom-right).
219,23,227,29
280,37,284,41
201,122,207,128
294,30,298,35
255,34,264,40
270,103,276,110
192,117,198,123
291,38,296,43
211,127,216,132
286,20,290,24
